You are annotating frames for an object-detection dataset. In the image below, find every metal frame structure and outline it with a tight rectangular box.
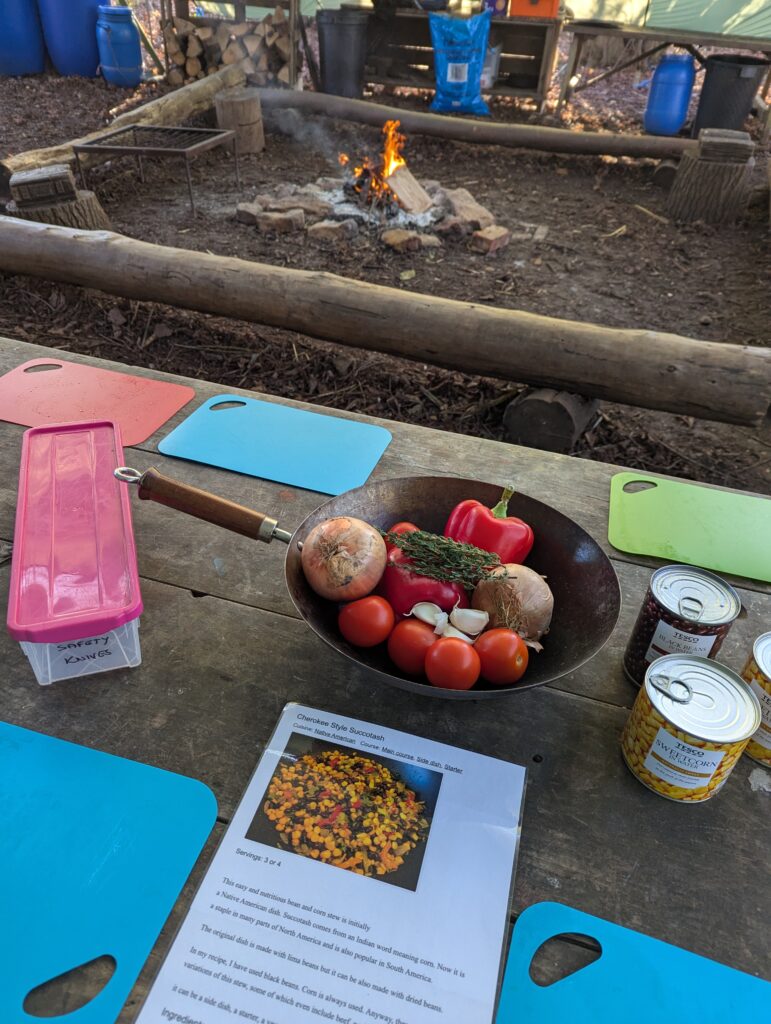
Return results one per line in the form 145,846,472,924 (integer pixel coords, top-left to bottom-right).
73,125,241,214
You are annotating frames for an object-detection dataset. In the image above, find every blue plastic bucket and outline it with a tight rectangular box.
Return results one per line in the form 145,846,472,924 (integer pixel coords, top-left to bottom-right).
644,53,695,136
0,0,46,76
97,5,142,87
38,0,101,77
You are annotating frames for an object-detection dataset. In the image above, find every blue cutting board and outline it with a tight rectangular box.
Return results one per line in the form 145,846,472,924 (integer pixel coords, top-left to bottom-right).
496,902,770,1022
158,395,392,495
0,723,217,1024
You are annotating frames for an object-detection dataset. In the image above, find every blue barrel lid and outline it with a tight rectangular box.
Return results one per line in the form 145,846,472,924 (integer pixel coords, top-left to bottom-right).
98,4,132,16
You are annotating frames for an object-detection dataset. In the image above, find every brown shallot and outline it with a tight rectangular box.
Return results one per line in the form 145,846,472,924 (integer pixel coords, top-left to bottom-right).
472,564,553,650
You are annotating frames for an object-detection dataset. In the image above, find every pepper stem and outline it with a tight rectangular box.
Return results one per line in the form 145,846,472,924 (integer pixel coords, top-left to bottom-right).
490,486,515,519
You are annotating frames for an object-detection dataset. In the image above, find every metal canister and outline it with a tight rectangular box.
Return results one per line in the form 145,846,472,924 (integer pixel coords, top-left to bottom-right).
623,565,741,686
621,654,760,803
741,632,771,767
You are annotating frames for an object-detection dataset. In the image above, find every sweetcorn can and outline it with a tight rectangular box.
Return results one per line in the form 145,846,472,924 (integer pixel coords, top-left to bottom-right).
741,632,771,767
623,565,741,686
621,654,760,802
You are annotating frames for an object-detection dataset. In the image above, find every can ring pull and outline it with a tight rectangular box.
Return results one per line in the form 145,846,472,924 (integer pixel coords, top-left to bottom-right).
677,594,704,620
650,674,693,703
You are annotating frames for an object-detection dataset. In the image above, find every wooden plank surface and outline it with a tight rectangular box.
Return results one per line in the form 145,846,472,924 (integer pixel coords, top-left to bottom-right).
1,337,768,597
0,336,769,1016
564,20,771,51
1,572,769,985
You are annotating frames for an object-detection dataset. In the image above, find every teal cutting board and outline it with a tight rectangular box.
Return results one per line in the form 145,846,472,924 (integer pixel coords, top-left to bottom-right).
496,902,770,1022
0,723,217,1024
608,471,771,583
158,395,392,495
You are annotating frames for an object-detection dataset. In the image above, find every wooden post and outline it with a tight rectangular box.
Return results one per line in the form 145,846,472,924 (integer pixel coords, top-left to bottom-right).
215,88,265,154
0,218,769,427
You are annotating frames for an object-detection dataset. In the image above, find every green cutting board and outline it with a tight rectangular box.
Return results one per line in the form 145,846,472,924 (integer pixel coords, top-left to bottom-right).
608,472,771,584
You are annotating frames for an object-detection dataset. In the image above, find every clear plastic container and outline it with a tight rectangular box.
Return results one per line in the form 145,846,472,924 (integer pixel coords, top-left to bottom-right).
21,620,141,686
7,420,143,686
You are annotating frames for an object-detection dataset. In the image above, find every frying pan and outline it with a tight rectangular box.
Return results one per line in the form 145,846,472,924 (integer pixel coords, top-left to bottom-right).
115,468,621,700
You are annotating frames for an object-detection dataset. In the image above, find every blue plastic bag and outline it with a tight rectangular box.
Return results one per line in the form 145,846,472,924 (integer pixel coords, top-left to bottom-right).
429,11,491,117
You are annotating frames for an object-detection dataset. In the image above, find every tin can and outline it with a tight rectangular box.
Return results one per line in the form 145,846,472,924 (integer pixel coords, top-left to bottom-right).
623,565,740,686
741,632,771,767
621,654,760,802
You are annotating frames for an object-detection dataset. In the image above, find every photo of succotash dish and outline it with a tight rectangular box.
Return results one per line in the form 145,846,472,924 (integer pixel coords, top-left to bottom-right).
246,735,442,890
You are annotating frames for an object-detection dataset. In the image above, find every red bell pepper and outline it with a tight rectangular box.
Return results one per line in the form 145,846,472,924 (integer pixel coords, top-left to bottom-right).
377,548,469,618
443,487,534,564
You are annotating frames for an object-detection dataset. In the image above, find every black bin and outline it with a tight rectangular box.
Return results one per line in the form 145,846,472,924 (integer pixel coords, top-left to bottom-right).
317,9,370,99
693,54,769,135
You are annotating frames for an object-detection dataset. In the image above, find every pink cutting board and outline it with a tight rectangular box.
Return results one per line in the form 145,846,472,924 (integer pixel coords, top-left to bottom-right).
0,359,194,445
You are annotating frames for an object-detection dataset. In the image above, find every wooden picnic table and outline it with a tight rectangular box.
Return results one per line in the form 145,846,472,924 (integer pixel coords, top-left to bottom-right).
0,336,769,1017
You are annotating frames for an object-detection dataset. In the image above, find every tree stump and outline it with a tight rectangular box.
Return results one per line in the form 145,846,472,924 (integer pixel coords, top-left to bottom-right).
667,129,755,225
6,190,111,231
215,87,265,154
503,389,600,454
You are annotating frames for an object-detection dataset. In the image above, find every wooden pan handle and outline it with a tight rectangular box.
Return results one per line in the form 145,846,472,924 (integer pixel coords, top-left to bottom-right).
133,467,285,544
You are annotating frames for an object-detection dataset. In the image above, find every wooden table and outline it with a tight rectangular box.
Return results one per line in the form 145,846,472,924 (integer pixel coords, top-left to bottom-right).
556,21,771,124
1,336,769,1017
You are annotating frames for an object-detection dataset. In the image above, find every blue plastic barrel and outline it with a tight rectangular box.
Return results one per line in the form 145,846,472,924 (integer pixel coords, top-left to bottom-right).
97,5,141,87
0,0,46,76
644,53,696,136
37,0,101,77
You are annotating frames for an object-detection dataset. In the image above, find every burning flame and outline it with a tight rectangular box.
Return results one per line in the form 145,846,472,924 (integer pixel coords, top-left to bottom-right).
338,119,407,206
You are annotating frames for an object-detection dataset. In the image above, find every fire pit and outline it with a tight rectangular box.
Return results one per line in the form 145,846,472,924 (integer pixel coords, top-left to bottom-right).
236,119,514,253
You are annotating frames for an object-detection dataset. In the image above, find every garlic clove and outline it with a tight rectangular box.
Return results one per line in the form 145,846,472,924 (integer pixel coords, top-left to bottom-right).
449,606,489,636
409,602,445,627
432,612,449,635
440,623,474,643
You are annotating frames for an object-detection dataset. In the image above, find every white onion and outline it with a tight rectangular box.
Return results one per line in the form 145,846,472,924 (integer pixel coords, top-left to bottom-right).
472,564,553,649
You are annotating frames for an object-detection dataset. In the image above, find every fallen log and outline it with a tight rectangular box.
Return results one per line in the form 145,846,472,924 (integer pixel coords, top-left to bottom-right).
259,89,696,161
0,65,246,179
0,218,768,427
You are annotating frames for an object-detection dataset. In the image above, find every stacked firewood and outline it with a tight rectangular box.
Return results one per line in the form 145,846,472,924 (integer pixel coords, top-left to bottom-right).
164,10,296,88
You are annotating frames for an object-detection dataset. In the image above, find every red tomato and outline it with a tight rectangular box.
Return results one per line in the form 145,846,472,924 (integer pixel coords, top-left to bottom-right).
474,628,529,685
338,596,395,648
385,521,420,553
424,638,480,691
387,619,436,675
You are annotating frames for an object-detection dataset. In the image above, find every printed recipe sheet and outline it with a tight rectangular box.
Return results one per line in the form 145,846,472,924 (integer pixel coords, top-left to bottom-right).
137,704,526,1024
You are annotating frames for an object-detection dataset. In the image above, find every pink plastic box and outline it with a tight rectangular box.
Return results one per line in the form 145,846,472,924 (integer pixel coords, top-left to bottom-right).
7,421,143,685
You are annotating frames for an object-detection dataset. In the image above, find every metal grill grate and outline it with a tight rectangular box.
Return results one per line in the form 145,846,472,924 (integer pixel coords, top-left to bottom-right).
76,125,235,155
72,125,240,213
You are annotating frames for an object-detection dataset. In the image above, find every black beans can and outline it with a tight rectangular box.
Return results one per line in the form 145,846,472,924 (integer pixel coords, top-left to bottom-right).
623,565,741,686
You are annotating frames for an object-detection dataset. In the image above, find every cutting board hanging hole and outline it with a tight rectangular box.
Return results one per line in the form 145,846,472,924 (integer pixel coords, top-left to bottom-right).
24,953,116,1016
210,400,247,411
528,933,602,987
622,480,658,494
22,363,61,374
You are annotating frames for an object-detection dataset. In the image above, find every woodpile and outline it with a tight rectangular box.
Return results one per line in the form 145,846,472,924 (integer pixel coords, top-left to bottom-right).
164,11,297,89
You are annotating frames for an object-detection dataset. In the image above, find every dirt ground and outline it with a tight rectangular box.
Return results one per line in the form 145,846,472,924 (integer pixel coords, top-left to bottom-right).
1,29,769,494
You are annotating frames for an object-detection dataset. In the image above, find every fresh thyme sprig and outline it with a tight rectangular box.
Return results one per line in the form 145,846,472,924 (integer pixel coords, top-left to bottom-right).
382,529,500,589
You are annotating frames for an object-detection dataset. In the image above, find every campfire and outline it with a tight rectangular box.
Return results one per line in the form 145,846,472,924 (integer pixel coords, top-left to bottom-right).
236,118,512,252
338,120,433,219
